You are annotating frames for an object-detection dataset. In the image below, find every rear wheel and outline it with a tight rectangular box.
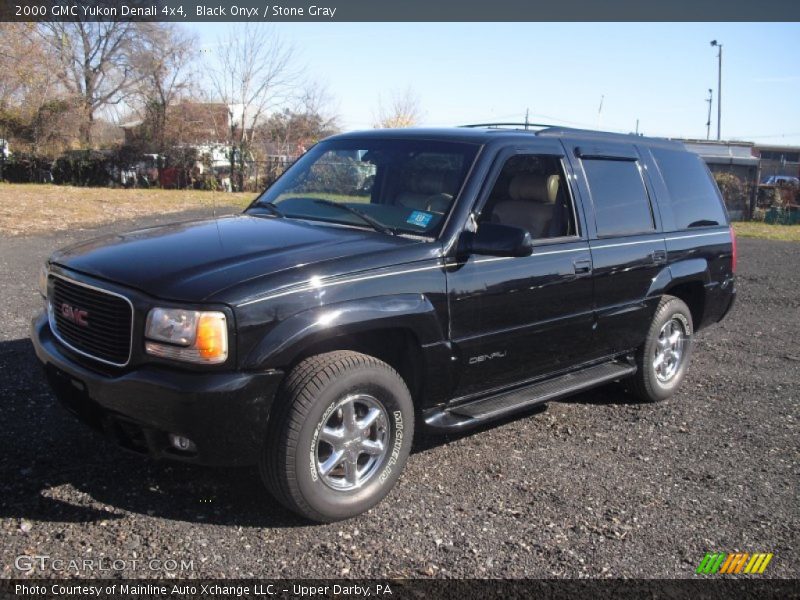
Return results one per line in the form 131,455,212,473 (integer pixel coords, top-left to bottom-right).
631,295,694,402
260,351,414,522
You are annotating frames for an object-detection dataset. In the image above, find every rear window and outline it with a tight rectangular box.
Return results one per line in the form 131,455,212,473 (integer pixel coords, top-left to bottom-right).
583,159,654,237
651,148,728,229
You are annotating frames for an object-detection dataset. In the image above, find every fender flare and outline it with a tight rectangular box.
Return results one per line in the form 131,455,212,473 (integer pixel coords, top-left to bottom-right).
242,293,446,370
646,258,711,298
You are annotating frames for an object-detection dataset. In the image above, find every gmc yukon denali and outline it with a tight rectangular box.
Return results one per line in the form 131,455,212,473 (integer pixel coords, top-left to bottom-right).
32,126,737,522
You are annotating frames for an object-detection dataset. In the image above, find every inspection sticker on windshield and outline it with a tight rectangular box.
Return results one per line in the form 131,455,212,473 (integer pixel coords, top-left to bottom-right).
407,211,433,228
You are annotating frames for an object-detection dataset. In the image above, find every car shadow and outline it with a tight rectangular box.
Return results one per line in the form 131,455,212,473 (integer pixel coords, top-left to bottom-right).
412,379,645,454
0,338,306,528
412,403,549,454
558,380,644,406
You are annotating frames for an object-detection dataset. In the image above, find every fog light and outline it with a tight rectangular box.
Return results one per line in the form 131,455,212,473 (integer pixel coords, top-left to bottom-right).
168,434,197,453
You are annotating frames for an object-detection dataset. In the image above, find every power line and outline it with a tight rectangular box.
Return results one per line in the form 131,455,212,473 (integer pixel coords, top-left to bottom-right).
728,132,800,140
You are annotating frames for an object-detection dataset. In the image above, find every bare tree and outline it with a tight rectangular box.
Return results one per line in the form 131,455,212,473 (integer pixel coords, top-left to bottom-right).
39,21,142,147
0,23,74,156
0,24,49,111
209,24,297,190
267,82,339,154
374,87,423,129
132,23,197,152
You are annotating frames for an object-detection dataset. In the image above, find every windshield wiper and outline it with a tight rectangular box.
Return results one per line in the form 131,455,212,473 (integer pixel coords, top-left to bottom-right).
251,200,285,218
312,199,395,235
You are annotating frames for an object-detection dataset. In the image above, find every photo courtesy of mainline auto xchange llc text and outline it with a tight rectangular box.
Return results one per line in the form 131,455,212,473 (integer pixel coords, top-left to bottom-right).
14,583,396,596
0,0,798,598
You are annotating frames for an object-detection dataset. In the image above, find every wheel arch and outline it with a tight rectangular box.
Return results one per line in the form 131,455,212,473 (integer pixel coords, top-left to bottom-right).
242,294,448,405
648,258,711,331
663,281,706,332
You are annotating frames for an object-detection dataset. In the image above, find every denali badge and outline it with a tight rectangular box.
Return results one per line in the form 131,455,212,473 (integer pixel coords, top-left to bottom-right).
469,351,507,365
61,303,89,327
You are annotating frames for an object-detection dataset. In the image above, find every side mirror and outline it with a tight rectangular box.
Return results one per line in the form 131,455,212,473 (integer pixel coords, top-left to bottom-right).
466,223,533,257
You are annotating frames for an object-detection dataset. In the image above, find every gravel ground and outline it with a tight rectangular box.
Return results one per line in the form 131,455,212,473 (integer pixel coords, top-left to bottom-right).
0,212,797,579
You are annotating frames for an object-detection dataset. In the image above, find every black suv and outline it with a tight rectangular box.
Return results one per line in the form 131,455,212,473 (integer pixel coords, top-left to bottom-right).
32,126,736,522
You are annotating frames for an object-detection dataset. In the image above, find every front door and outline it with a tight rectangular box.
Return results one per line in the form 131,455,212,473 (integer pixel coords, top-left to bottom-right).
447,145,595,399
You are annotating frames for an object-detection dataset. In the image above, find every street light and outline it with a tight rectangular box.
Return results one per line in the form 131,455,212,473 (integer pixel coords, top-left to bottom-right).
710,40,723,141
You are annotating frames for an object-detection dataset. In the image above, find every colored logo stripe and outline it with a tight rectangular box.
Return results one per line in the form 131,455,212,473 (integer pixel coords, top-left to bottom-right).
696,552,773,574
744,553,774,574
720,553,749,574
696,553,726,574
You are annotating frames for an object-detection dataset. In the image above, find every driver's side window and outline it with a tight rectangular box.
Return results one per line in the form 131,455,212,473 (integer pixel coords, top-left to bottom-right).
480,155,576,239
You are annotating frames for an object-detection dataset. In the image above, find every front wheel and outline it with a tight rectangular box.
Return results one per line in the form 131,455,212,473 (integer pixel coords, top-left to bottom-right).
260,351,414,522
631,295,694,403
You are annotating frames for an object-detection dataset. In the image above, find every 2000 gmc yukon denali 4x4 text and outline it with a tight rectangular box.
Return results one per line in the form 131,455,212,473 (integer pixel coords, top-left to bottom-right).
32,126,737,521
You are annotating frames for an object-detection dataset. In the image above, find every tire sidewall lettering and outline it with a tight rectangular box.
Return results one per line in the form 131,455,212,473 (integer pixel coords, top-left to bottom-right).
670,311,692,337
378,410,403,485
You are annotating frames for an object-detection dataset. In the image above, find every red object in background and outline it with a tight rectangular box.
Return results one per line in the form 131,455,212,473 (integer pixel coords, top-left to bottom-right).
159,167,179,189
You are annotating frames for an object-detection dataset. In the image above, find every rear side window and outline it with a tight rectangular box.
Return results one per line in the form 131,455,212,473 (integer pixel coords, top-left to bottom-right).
651,148,728,229
583,159,654,237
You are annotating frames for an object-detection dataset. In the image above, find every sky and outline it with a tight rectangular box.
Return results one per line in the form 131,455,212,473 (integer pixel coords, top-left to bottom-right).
188,22,800,145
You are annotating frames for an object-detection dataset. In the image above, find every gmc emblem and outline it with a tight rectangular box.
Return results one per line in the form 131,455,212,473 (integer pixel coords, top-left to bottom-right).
61,303,89,327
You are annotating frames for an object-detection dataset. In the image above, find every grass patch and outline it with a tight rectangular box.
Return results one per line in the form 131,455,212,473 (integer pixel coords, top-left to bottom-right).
0,183,257,236
733,221,800,243
6,184,797,244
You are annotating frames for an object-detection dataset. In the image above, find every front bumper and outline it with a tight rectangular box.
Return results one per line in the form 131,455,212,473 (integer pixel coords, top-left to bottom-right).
31,313,283,466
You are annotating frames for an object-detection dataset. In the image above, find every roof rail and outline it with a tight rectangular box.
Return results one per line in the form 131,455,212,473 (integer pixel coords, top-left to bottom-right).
459,122,555,131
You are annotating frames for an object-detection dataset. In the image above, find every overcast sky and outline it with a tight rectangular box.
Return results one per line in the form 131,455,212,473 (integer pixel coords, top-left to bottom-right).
189,22,800,145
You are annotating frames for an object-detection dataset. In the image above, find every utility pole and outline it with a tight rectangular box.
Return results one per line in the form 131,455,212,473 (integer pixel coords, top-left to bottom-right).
706,88,713,140
524,108,530,130
710,40,723,140
635,119,639,135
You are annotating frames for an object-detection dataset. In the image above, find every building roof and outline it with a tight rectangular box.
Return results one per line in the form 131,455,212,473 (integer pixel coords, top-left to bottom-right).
679,139,759,166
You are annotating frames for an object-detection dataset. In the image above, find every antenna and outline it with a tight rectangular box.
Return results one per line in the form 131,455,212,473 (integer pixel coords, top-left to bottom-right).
597,95,604,129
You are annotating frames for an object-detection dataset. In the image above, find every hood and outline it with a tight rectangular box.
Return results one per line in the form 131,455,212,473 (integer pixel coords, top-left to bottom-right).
51,215,419,302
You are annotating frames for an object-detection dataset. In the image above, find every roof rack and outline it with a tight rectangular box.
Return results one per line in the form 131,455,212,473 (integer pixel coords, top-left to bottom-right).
459,122,556,131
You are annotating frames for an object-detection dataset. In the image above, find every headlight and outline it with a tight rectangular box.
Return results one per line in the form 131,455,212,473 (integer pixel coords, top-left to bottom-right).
38,265,49,298
145,308,228,364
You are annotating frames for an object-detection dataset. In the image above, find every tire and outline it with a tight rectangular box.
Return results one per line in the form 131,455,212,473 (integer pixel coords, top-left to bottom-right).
260,351,414,522
631,295,694,403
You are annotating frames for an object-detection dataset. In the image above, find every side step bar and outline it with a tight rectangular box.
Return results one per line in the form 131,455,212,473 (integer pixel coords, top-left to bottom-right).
424,361,636,431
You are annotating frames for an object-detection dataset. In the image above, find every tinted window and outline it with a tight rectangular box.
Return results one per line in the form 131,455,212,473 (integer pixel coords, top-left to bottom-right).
652,148,727,229
583,159,654,237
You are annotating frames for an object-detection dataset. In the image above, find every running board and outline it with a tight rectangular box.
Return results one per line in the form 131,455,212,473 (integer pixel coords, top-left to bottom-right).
424,361,636,431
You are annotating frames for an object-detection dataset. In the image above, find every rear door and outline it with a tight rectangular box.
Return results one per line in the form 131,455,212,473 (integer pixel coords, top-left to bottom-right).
564,141,667,355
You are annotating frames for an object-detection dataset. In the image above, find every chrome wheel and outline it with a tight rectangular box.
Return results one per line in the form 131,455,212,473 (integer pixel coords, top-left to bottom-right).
653,317,686,382
315,394,389,491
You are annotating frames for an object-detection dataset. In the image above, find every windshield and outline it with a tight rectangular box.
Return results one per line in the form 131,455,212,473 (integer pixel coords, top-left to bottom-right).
249,138,480,236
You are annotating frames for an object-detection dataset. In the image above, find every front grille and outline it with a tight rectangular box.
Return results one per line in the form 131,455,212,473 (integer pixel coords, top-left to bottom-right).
49,275,133,366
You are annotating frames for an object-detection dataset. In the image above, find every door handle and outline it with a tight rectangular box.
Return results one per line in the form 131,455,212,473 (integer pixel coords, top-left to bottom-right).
651,249,667,264
573,259,592,274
